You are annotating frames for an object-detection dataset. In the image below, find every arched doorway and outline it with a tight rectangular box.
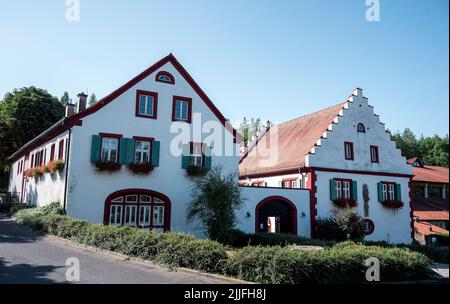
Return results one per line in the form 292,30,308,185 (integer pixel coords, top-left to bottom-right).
103,189,171,232
255,196,297,234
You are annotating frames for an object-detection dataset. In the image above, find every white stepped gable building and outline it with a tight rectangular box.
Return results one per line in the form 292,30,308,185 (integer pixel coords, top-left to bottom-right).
8,55,413,243
240,88,414,244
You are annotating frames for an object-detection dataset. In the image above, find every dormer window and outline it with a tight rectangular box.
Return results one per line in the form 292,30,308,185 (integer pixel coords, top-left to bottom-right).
357,123,366,133
155,71,175,84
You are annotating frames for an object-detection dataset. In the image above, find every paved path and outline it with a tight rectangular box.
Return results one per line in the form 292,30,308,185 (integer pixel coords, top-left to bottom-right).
0,214,232,284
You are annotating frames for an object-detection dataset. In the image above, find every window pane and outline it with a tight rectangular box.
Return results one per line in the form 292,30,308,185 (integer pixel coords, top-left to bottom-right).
175,101,182,119
126,195,138,203
153,206,165,226
139,96,146,114
146,96,154,115
140,195,151,203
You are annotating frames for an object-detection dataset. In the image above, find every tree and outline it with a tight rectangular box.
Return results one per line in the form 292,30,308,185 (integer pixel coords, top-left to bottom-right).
238,117,264,147
88,94,98,107
60,91,72,106
0,87,65,175
187,166,245,241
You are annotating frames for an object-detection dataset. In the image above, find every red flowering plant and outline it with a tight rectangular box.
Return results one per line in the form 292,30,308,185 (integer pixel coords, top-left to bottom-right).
34,166,45,178
381,200,404,209
24,168,35,178
127,162,154,175
46,160,65,174
333,198,358,208
93,161,121,173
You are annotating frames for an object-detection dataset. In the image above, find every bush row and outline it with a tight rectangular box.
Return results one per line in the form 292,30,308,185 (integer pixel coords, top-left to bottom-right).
14,208,432,283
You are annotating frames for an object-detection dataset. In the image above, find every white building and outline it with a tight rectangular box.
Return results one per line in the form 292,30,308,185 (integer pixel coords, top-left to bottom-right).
239,89,414,244
8,56,413,243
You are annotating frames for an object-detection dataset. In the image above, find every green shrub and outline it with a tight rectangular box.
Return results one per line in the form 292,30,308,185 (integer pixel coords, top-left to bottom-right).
315,217,347,241
225,244,430,284
41,202,65,216
9,203,32,215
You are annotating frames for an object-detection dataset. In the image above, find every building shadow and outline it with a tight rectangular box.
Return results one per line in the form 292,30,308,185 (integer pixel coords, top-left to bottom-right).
0,257,63,284
0,215,43,244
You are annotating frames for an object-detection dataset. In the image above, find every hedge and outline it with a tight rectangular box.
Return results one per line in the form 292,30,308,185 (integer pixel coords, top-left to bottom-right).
14,208,432,284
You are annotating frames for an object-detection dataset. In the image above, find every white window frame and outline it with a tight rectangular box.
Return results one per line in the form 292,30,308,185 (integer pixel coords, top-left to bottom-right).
124,205,137,227
175,100,189,121
152,205,165,227
139,205,152,227
190,144,204,167
134,140,151,163
138,94,155,117
101,137,119,162
109,205,123,226
342,181,351,199
335,180,342,199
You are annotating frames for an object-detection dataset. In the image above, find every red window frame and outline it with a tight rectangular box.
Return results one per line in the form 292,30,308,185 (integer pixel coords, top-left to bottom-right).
334,178,353,199
30,154,34,168
381,181,398,201
344,141,354,160
99,133,123,163
172,96,192,123
135,90,158,119
50,144,56,162
133,136,154,164
155,71,175,84
58,139,65,160
370,145,379,163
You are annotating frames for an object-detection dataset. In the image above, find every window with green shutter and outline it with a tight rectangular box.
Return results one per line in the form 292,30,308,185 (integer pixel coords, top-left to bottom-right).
181,144,190,169
204,145,212,170
151,141,160,167
330,179,337,200
352,181,358,201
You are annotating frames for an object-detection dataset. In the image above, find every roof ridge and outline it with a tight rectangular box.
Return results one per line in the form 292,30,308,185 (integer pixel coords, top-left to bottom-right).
277,101,347,127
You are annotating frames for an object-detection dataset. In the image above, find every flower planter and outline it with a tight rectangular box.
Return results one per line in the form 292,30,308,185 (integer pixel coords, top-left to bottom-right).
127,162,155,175
45,160,66,175
186,165,207,177
381,200,404,209
34,166,45,178
24,168,35,178
93,161,121,173
333,198,358,208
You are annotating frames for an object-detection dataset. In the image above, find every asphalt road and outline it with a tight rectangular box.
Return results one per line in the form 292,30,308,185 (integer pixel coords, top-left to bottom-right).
0,214,232,284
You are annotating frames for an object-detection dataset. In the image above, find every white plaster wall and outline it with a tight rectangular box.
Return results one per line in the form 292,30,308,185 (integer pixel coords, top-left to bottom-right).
307,89,412,175
8,155,25,196
238,187,311,237
66,61,239,237
9,131,69,207
315,170,412,244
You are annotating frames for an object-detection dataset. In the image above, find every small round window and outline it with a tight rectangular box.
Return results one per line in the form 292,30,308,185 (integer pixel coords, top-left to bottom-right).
357,123,366,133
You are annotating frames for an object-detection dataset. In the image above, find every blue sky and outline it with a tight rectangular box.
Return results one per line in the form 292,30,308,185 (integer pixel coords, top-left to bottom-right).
0,0,448,136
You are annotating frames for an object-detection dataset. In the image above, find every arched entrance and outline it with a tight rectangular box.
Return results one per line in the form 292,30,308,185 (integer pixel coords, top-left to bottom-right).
255,196,297,235
103,189,171,232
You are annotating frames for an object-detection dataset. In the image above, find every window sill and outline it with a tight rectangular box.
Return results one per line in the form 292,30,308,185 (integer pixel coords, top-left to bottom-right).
332,198,358,208
380,200,404,209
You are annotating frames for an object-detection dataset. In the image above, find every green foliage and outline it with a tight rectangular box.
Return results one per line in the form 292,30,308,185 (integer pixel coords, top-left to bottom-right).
316,209,366,241
60,92,72,106
40,202,65,216
88,94,98,107
187,166,245,242
238,117,263,147
0,87,65,175
391,128,449,167
14,209,433,283
224,244,430,284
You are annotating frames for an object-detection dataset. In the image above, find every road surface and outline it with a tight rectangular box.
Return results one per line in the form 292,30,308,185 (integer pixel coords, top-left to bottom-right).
0,214,233,284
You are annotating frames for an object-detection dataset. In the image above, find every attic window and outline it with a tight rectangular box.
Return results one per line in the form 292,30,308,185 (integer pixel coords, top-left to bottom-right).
155,71,175,84
357,123,366,133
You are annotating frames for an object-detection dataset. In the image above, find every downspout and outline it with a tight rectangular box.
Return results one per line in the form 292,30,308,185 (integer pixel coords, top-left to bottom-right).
63,128,72,213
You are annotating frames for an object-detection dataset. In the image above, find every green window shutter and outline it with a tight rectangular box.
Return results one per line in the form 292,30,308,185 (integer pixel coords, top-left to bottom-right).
330,179,337,200
151,141,160,167
204,145,212,170
90,135,101,163
377,183,383,202
119,138,128,165
181,144,190,169
126,138,135,164
396,184,402,201
352,181,358,201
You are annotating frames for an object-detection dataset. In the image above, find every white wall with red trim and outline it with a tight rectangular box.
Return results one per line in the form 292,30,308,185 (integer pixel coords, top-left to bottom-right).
8,131,69,206
65,60,239,236
237,187,311,237
315,170,412,244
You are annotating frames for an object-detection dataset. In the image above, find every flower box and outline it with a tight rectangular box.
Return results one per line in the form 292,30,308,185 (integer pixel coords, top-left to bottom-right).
127,162,155,175
333,198,358,208
45,160,65,175
93,161,121,173
24,168,35,178
34,166,45,178
186,165,207,177
381,200,404,209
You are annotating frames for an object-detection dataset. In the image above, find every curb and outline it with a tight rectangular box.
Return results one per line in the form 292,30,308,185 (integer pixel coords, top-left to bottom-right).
44,235,253,285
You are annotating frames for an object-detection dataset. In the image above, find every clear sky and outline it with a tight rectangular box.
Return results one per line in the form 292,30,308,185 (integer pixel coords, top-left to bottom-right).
0,0,448,136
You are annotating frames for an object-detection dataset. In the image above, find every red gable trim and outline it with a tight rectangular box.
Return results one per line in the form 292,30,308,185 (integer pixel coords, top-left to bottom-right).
67,53,240,142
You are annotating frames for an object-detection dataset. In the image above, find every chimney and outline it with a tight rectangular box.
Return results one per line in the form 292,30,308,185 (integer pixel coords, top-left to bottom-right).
65,103,76,117
76,92,88,113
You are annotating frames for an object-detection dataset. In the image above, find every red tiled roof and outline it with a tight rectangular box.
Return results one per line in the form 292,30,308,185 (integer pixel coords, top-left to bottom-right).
239,102,346,176
412,197,449,212
412,165,449,183
414,221,449,236
414,211,449,221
